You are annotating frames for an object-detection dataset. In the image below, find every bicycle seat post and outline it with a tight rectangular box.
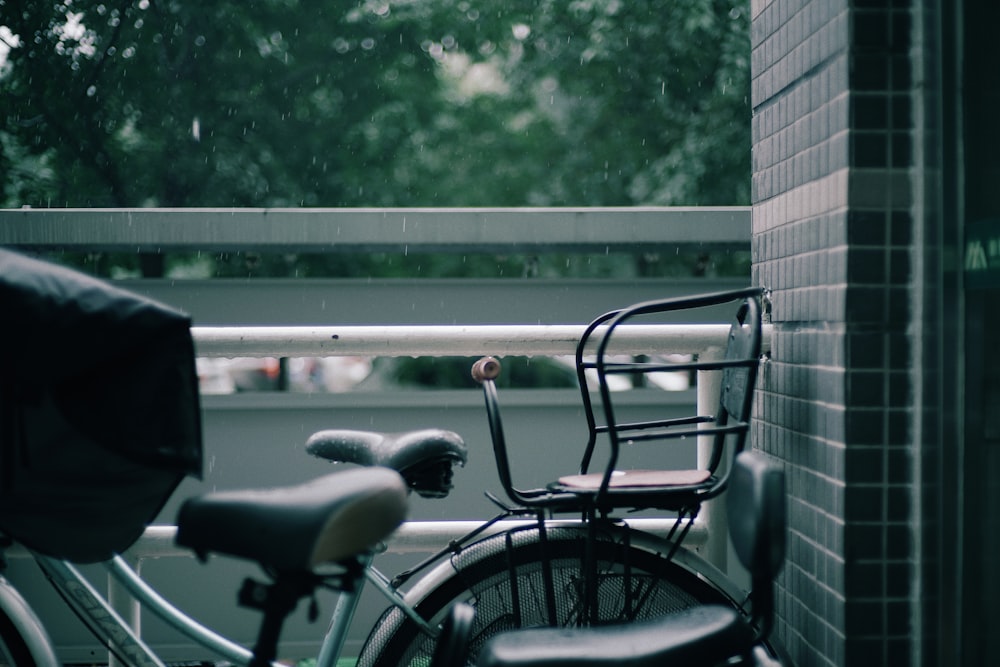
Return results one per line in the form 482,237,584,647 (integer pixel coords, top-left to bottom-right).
241,571,323,667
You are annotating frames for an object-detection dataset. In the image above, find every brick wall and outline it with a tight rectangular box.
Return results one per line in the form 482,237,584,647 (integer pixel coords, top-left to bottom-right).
750,1,916,666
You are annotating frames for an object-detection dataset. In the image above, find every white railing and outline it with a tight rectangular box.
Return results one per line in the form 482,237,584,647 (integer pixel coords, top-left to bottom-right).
191,323,747,357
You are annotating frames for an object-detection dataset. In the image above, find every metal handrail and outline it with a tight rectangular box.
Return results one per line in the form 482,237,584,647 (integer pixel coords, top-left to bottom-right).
192,323,772,358
0,206,750,252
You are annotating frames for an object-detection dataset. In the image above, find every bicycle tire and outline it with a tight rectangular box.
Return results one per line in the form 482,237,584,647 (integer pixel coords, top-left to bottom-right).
357,522,747,667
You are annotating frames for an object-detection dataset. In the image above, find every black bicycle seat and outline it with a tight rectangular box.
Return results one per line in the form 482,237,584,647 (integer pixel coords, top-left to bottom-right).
476,605,753,667
306,428,467,499
175,467,407,571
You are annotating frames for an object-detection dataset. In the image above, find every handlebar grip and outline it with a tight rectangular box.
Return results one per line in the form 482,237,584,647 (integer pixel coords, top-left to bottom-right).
471,356,501,383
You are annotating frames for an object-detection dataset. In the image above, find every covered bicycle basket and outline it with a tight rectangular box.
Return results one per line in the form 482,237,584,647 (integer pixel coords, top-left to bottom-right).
0,249,203,562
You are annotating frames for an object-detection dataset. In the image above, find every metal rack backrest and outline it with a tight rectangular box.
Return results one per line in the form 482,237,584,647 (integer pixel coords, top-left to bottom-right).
574,287,764,501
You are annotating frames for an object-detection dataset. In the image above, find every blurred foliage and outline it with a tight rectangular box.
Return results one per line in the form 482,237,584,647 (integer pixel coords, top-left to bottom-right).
37,247,750,279
1,0,750,279
1,0,749,208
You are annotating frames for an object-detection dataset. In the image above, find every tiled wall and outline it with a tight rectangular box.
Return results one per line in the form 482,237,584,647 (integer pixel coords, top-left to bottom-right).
750,1,916,666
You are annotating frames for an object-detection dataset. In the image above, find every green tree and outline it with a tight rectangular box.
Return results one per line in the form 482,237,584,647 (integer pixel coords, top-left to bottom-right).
1,0,749,209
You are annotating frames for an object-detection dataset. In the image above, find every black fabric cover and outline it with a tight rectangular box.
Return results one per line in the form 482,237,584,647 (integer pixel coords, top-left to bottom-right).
0,249,203,562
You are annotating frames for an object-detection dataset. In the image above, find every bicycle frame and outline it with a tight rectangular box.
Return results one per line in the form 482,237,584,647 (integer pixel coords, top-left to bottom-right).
25,556,162,667
109,551,435,667
0,552,318,667
102,556,261,666
1,543,440,667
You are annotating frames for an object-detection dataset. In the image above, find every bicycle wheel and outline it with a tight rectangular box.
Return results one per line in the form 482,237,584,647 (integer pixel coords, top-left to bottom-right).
357,522,745,667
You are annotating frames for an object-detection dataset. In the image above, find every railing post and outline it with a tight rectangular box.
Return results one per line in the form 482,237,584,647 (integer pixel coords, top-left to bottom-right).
108,554,142,667
696,349,727,573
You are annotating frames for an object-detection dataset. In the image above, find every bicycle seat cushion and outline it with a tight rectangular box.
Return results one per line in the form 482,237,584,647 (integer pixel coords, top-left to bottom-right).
175,467,407,571
476,604,752,667
306,428,467,499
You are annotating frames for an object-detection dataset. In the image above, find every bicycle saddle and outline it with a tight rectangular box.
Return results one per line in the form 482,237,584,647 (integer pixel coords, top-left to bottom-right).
306,428,467,499
476,604,753,667
175,467,407,571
